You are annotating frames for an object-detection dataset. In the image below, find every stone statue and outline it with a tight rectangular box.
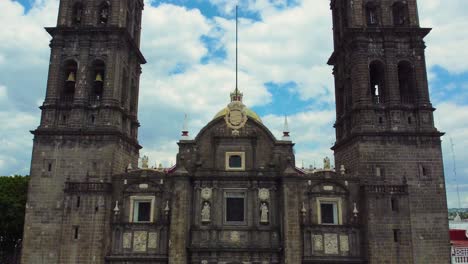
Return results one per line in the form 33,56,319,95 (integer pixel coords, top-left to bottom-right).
260,202,269,223
99,7,108,24
323,157,331,170
201,202,211,223
141,156,149,169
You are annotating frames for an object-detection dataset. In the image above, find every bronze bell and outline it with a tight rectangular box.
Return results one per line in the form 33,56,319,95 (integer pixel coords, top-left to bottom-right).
95,72,103,82
66,71,76,82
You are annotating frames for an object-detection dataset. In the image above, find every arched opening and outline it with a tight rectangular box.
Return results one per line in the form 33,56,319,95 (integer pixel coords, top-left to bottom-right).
98,1,110,25
365,2,379,26
90,60,105,102
72,2,84,25
62,60,78,102
393,2,409,26
369,61,386,104
398,61,416,104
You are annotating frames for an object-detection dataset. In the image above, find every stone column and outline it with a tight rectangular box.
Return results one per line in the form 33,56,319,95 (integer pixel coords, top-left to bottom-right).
281,172,302,263
168,170,190,264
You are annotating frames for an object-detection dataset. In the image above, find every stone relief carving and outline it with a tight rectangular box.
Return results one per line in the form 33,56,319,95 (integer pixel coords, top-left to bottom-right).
201,187,212,200
148,232,158,249
230,231,240,243
260,202,269,223
324,233,339,254
340,234,349,252
123,232,132,249
133,231,147,252
313,234,323,251
258,188,270,201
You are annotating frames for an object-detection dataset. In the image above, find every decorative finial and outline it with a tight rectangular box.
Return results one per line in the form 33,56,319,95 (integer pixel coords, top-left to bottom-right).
353,202,359,217
340,165,346,175
164,200,170,215
113,201,120,215
282,116,291,141
181,114,190,140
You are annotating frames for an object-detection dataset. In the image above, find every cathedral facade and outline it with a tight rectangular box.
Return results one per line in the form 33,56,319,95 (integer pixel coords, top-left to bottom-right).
21,0,451,263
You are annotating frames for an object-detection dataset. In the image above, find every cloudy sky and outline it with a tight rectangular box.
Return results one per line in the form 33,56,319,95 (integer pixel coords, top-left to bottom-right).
1,0,467,207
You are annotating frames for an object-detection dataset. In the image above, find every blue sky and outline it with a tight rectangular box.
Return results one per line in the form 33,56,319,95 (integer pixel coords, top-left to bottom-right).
1,0,467,208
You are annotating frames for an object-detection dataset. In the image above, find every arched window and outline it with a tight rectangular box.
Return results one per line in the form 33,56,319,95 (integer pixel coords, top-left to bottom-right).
398,61,416,104
63,60,78,102
365,2,379,26
90,60,105,102
72,2,84,25
393,2,409,26
98,1,110,25
369,61,386,104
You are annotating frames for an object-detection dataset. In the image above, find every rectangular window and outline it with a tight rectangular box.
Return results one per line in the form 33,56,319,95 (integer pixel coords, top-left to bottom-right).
133,201,151,222
129,196,155,223
225,152,245,171
74,226,79,240
320,202,338,224
393,229,400,243
229,155,242,168
391,198,398,212
317,198,342,225
225,191,246,224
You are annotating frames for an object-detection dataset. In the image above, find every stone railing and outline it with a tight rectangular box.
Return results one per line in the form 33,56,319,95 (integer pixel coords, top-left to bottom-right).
190,226,281,250
362,184,407,194
64,182,112,193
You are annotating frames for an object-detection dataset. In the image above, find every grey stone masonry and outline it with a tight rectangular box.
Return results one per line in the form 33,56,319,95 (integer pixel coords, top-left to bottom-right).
330,0,451,263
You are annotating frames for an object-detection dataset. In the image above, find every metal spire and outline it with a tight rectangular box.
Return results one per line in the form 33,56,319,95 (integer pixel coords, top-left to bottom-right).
235,5,239,96
282,116,291,141
230,5,243,102
181,114,190,140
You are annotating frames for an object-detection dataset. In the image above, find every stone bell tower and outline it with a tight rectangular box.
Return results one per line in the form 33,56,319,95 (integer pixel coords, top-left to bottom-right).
21,0,145,263
329,0,450,263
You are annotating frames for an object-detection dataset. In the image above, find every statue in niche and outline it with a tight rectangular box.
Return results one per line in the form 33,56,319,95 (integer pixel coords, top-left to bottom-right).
99,5,109,24
323,157,331,170
260,202,269,224
201,202,211,223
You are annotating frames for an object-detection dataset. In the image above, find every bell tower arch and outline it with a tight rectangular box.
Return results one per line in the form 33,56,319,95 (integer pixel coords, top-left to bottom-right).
21,0,145,263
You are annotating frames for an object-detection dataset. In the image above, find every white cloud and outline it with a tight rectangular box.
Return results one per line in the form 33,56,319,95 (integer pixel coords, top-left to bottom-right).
0,85,7,101
0,0,57,68
419,0,468,73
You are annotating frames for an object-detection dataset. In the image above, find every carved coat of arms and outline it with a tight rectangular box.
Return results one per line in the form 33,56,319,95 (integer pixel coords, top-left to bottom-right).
225,101,248,135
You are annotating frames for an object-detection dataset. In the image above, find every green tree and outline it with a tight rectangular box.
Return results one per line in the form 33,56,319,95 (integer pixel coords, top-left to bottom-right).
0,175,29,264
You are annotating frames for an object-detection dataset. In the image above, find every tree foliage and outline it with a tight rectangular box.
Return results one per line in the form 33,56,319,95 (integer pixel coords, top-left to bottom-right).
0,175,29,263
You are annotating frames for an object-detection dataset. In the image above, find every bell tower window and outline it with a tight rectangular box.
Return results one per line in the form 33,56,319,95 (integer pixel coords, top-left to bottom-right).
365,2,379,26
369,61,385,104
63,60,77,102
98,1,110,25
398,61,416,104
72,3,84,26
90,60,105,103
393,2,409,26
